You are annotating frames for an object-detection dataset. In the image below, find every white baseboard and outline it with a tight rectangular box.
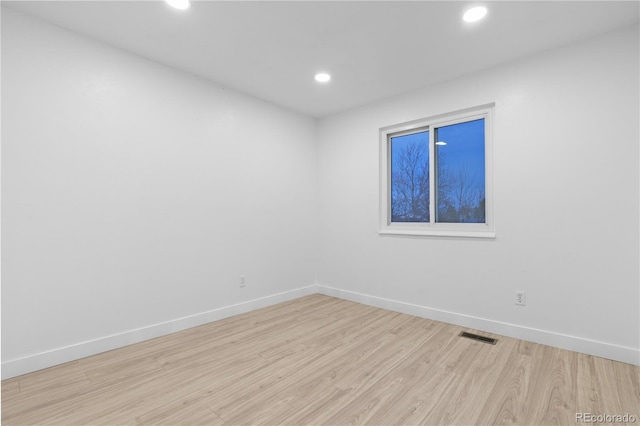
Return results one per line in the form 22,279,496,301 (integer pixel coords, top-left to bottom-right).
317,285,640,366
1,285,318,380
4,283,637,380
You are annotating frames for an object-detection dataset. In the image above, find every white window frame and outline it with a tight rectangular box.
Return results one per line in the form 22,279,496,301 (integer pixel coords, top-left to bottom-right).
379,103,495,238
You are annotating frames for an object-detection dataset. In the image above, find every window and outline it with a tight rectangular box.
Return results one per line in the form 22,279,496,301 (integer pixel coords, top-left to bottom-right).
380,104,494,238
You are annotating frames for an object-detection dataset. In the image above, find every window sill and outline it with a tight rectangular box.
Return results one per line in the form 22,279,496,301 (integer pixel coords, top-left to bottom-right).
379,228,496,239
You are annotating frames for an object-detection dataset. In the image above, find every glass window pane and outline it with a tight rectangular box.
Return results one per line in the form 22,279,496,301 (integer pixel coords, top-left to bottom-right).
435,119,485,223
390,130,430,222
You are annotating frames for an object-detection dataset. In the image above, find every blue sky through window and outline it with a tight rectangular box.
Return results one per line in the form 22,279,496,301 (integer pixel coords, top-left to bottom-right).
390,130,429,222
436,118,485,223
390,118,485,224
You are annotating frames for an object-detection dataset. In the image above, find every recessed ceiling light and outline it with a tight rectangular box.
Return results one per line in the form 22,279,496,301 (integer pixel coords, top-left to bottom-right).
315,73,331,83
166,0,190,10
463,6,487,23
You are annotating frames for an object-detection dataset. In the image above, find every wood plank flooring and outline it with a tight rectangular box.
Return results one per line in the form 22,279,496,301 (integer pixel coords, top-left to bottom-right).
2,294,639,425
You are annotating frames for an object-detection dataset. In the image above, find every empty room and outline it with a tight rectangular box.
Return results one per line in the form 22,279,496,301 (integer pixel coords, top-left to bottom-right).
1,1,639,425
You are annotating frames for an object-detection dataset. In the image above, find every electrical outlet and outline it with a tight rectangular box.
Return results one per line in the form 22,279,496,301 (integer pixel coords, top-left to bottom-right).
515,291,526,306
240,276,246,288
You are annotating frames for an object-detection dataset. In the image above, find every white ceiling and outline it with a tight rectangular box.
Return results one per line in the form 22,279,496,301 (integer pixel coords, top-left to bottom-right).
4,1,639,117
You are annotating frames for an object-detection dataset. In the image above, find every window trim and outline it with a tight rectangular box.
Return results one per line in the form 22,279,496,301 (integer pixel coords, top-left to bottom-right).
379,104,495,238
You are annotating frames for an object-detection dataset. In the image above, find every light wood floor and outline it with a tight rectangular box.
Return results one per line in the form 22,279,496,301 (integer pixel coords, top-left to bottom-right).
2,294,639,425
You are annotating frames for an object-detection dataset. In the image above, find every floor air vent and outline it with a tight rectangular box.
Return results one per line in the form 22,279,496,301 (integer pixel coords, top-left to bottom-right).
458,331,498,345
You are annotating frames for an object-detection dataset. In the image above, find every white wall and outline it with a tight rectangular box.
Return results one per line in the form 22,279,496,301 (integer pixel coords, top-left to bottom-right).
1,8,318,377
316,25,640,365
